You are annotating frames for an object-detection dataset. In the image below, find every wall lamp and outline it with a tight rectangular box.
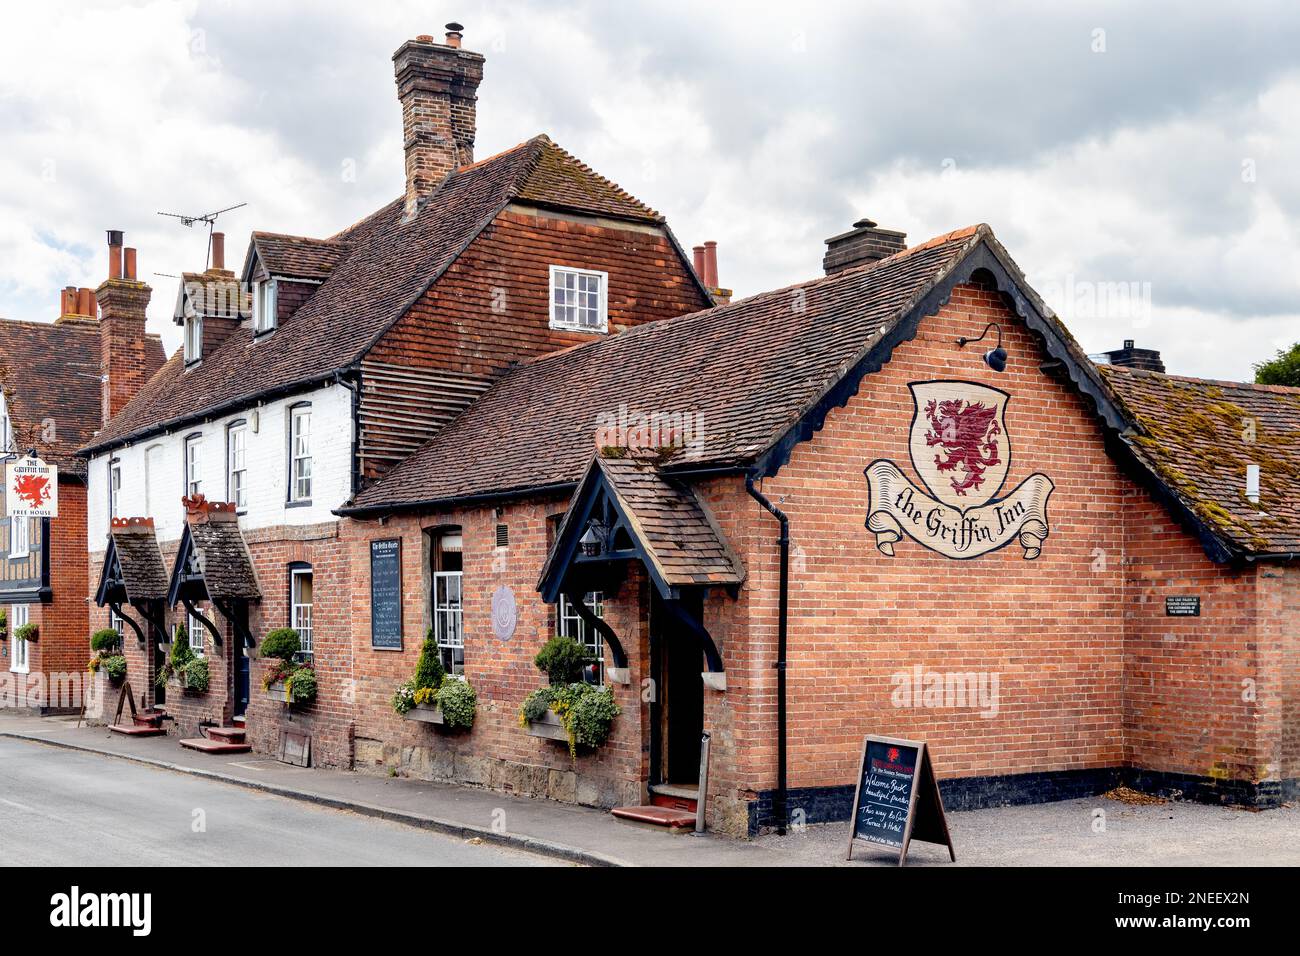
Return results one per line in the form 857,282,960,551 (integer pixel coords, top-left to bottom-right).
957,322,1007,372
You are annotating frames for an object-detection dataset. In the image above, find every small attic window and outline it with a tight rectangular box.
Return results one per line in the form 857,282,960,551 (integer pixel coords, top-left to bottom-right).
184,314,203,364
252,279,277,334
549,265,607,333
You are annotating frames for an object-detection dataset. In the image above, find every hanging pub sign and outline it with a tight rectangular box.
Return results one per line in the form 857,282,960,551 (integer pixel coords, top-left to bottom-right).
369,538,403,650
846,735,956,866
6,455,57,519
865,381,1053,560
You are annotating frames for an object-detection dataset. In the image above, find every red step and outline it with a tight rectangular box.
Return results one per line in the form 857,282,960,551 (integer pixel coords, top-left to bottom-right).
133,712,166,728
611,805,697,829
650,792,698,813
179,737,251,755
109,724,166,737
205,726,246,744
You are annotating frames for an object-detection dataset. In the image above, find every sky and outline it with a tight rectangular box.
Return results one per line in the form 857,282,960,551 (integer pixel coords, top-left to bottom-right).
1,0,1298,380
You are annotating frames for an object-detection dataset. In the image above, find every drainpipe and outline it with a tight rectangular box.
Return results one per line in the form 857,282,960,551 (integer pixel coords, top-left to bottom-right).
745,475,788,835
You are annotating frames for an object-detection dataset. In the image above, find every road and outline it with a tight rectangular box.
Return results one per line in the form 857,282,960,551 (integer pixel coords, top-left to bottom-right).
0,738,558,866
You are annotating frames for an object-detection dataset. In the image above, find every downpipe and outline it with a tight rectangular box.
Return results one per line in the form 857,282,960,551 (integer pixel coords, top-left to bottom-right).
746,476,789,835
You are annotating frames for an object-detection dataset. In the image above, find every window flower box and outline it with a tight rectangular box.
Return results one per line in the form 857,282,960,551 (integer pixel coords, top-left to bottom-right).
406,702,444,724
524,707,569,741
265,680,291,703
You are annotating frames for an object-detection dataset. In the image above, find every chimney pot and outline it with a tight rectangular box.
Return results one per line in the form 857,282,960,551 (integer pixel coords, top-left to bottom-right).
107,230,124,280
692,245,706,281
124,247,137,281
1246,463,1261,504
416,34,435,42
823,217,906,274
60,287,75,317
445,22,464,47
77,287,94,317
1103,340,1165,373
211,232,225,271
703,240,719,289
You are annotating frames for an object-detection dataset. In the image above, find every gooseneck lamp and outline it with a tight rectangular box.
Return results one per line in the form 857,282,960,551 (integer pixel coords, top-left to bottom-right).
957,322,1007,372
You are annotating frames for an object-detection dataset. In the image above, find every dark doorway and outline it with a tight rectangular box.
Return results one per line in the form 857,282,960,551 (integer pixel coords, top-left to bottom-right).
654,591,705,786
233,604,250,717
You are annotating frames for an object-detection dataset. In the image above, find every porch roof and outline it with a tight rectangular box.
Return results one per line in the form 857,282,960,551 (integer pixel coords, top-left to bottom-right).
167,497,261,605
96,517,168,606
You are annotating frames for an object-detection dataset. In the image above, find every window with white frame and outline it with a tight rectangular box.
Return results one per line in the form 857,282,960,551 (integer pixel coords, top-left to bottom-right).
289,406,312,502
433,530,463,675
559,592,605,685
10,515,28,559
110,607,125,640
188,608,207,655
290,566,313,655
185,434,203,498
109,461,121,518
227,421,248,510
144,444,163,516
184,314,203,364
549,265,607,332
9,604,29,673
253,279,277,334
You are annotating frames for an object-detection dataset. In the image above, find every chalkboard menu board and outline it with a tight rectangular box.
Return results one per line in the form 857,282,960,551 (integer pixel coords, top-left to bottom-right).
370,539,402,650
847,735,955,865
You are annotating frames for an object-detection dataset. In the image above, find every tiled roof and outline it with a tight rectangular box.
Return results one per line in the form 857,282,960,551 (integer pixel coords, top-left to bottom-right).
186,508,261,600
108,517,169,602
248,233,347,281
596,453,744,587
348,226,987,511
0,318,165,477
82,135,662,454
1101,365,1300,554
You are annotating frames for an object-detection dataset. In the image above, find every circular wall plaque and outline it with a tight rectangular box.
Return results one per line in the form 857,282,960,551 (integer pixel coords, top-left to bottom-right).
491,585,517,641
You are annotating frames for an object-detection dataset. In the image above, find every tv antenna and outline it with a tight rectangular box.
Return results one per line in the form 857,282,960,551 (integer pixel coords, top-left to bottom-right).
157,202,247,269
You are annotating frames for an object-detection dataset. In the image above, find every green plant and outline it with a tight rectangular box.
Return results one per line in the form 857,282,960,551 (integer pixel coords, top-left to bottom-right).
1255,342,1300,386
90,628,121,654
156,633,196,688
287,666,317,704
101,655,128,681
260,627,301,661
182,656,210,693
436,677,477,730
519,683,619,757
520,687,556,724
13,622,38,643
413,630,446,691
533,635,588,686
391,679,417,715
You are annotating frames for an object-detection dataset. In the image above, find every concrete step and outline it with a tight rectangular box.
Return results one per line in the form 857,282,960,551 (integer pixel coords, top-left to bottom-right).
178,737,251,755
610,805,696,829
108,724,166,737
205,726,247,744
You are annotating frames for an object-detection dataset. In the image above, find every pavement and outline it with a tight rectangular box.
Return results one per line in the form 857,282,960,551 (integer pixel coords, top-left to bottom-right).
3,714,1298,867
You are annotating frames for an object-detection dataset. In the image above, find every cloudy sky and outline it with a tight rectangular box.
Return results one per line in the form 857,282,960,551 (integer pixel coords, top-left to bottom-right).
2,0,1299,379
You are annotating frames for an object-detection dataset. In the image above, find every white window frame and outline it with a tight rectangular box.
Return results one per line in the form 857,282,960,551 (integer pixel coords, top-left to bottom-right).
184,314,203,364
290,566,313,656
144,444,164,516
109,461,121,518
10,515,29,560
227,422,248,511
110,608,125,640
548,265,608,333
185,434,203,498
559,591,605,685
9,604,29,673
433,531,463,675
253,279,277,334
289,407,312,503
181,610,205,656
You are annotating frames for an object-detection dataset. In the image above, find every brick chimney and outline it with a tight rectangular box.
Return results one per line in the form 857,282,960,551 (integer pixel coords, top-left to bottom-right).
1103,339,1165,373
393,23,485,221
823,218,907,274
96,229,153,424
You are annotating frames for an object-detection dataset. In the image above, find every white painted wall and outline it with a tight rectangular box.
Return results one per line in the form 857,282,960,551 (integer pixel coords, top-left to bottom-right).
87,381,353,547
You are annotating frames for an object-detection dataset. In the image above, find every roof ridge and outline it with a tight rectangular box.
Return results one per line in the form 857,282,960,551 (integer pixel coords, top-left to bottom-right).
455,135,545,174
1101,364,1300,396
252,230,347,246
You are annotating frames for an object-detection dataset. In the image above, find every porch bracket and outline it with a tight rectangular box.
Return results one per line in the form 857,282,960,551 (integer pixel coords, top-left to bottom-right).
212,596,256,649
663,596,724,676
563,588,629,676
107,601,147,645
180,596,223,646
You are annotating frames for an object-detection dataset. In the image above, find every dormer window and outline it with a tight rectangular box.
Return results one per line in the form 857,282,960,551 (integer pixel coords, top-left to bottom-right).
184,314,203,364
253,279,277,334
549,265,607,333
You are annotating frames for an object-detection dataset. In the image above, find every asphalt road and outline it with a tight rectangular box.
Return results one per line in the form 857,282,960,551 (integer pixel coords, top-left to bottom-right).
0,738,558,867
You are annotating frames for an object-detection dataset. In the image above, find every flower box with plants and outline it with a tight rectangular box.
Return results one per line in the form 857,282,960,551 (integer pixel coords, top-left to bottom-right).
13,621,38,644
390,630,477,730
519,636,619,756
87,628,127,684
260,628,317,705
156,625,209,694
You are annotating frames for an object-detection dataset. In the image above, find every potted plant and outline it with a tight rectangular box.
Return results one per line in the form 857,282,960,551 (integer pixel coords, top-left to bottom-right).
519,636,618,755
87,627,127,684
156,627,209,693
13,621,38,644
260,628,317,705
390,629,477,729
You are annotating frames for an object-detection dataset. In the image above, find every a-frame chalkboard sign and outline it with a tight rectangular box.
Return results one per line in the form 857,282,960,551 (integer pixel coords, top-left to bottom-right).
846,735,955,865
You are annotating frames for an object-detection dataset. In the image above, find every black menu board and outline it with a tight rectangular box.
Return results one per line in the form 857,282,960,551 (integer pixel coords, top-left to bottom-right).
846,735,956,865
370,539,403,649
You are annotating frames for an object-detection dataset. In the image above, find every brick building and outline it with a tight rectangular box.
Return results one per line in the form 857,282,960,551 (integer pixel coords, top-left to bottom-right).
0,245,164,713
339,222,1300,835
78,26,713,762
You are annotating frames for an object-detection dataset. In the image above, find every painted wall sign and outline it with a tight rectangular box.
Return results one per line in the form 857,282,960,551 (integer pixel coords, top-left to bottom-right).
846,735,955,866
6,456,57,519
369,538,403,650
1165,595,1201,617
491,585,517,641
865,381,1053,559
